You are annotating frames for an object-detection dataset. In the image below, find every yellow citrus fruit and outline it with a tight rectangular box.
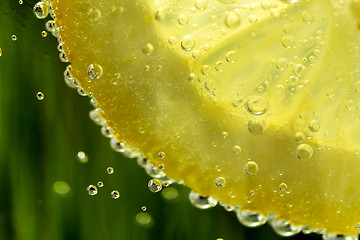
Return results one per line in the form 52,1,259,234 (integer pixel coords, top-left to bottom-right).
48,0,360,236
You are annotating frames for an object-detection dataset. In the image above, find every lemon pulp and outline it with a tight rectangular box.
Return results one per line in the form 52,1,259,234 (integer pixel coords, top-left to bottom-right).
50,0,360,235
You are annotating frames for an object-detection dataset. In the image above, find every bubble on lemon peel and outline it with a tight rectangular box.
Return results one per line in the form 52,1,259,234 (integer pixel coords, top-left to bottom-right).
46,0,360,237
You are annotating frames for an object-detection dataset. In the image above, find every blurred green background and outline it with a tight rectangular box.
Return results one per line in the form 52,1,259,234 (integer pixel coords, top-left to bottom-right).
0,1,323,239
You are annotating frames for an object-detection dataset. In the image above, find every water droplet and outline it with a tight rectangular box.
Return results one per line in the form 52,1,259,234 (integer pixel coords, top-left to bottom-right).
248,15,258,23
236,210,267,227
111,190,120,199
158,151,165,159
141,206,147,211
87,64,103,79
181,35,196,51
97,181,104,188
107,166,114,174
41,31,47,37
77,151,88,163
189,191,218,209
87,185,98,196
271,219,301,237
168,36,178,45
215,61,224,71
142,43,155,55
11,35,17,41
225,11,240,28
248,119,266,135
279,183,288,191
245,97,268,115
232,145,241,154
36,92,44,100
194,0,208,10
281,35,295,48
215,177,226,188
148,178,162,193
19,0,23,4
33,2,49,19
309,119,320,132
88,8,101,21
296,144,313,160
322,234,358,240
45,20,55,32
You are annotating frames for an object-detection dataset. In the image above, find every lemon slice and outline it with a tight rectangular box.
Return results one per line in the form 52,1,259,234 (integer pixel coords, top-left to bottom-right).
48,0,360,236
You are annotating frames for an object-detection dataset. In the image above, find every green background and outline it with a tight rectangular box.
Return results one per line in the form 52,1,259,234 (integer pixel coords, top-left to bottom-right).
0,1,322,239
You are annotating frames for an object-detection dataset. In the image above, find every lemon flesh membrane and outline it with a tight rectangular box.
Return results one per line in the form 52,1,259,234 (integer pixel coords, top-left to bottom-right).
51,0,360,235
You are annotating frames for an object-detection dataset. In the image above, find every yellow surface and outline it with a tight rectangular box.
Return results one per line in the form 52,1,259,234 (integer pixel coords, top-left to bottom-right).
51,0,360,235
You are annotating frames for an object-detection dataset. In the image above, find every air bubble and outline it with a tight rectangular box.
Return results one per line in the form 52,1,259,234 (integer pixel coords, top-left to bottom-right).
233,145,242,154
245,97,268,115
97,181,104,188
11,35,17,41
244,161,258,176
281,35,295,48
271,219,301,237
148,178,162,193
77,151,88,163
181,35,196,51
293,64,306,76
279,183,288,191
225,51,238,63
294,132,305,142
296,144,313,160
248,15,258,23
111,190,120,199
194,0,208,10
88,8,101,21
248,119,266,135
322,234,358,240
142,43,155,55
260,0,272,9
236,210,267,227
141,206,147,211
225,11,240,28
276,58,288,70
177,14,189,25
189,191,218,209
215,177,226,188
36,92,44,100
33,2,49,19
301,11,314,23
41,31,47,37
309,119,320,132
87,185,98,196
107,167,114,174
88,64,103,79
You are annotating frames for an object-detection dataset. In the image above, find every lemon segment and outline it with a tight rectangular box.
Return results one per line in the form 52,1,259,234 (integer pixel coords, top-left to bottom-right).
51,0,360,235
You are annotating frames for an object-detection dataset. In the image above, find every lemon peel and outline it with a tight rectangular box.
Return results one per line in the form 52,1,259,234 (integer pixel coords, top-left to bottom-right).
47,0,360,236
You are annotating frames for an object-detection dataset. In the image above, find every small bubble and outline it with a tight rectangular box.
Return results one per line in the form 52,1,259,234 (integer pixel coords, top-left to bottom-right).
158,151,165,159
233,145,242,154
308,119,320,132
294,132,305,143
177,14,189,25
355,223,360,229
88,8,101,21
142,43,155,55
194,0,208,10
281,35,295,48
301,11,314,23
276,58,288,70
168,36,178,45
293,64,306,76
261,0,272,9
33,2,49,19
248,15,258,23
248,119,266,135
97,181,104,188
141,206,147,211
11,35,17,41
225,11,240,28
19,0,23,4
77,151,88,163
53,181,70,196
107,167,114,174
181,35,196,51
279,183,288,191
215,61,224,71
148,179,162,193
111,190,120,199
0,48,2,56
87,64,103,79
354,81,360,93
36,92,44,100
296,144,313,160
87,185,98,196
41,31,47,37
245,97,268,115
45,20,55,32
244,161,258,176
189,191,218,209
215,177,226,188
225,51,238,63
